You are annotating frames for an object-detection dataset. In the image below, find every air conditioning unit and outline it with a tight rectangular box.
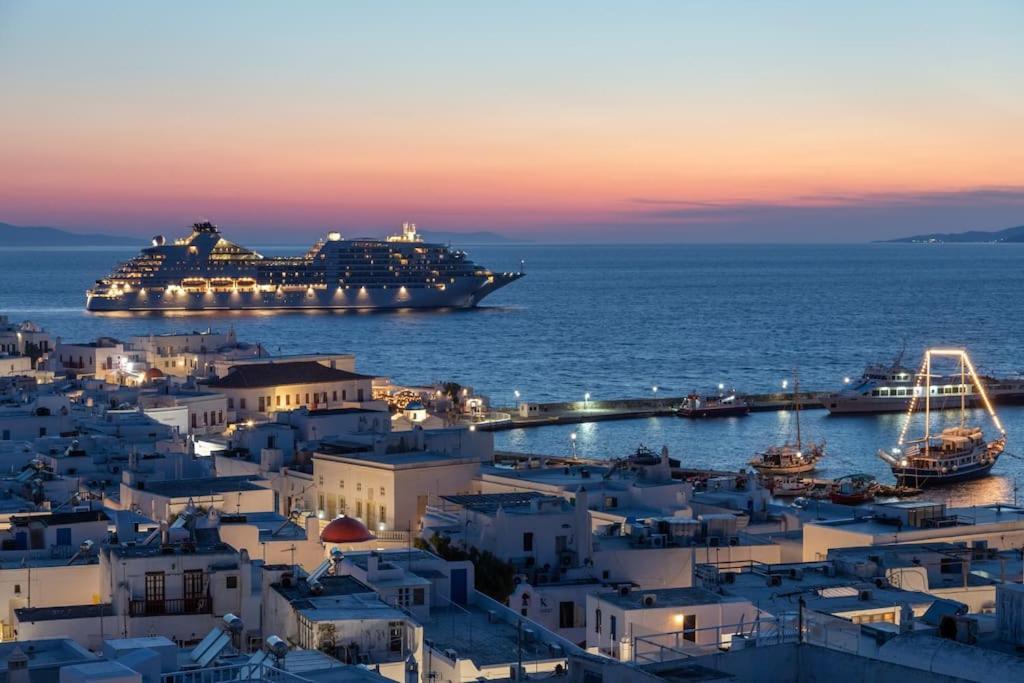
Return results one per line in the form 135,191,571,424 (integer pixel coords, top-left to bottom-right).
723,572,736,584
767,574,782,587
641,593,657,607
708,537,721,547
618,585,631,597
859,589,872,601
650,534,667,548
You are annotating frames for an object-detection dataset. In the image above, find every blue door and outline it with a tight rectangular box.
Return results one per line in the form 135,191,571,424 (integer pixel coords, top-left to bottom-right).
56,528,72,547
450,568,468,605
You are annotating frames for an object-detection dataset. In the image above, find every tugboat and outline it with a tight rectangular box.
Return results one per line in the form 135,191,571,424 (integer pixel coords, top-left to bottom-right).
677,389,749,418
877,348,1007,488
829,473,876,505
750,372,825,475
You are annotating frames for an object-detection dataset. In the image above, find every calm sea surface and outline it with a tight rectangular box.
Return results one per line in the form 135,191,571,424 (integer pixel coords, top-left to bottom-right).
2,243,1024,504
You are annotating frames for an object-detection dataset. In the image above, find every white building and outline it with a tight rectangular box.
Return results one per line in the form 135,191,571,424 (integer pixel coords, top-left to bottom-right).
203,360,377,419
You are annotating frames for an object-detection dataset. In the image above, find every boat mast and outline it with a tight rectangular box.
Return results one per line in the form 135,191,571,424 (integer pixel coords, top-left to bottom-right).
794,370,801,450
960,353,966,428
924,351,931,447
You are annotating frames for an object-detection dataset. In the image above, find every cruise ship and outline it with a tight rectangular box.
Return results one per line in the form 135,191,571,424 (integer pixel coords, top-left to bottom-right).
825,353,1024,414
85,221,523,312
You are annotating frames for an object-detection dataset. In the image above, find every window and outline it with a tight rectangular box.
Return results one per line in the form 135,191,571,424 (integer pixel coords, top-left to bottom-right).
276,395,281,407
145,571,166,607
285,395,291,406
397,588,411,608
413,587,425,605
559,601,575,629
218,410,223,424
190,414,197,429
332,391,337,401
356,482,362,492
683,614,696,642
226,576,238,589
305,393,310,404
13,584,20,595
358,389,365,401
523,532,534,552
339,479,345,489
258,396,265,412
356,501,363,517
318,494,324,511
379,505,386,524
338,496,346,513
595,608,602,633
610,615,617,641
227,398,234,409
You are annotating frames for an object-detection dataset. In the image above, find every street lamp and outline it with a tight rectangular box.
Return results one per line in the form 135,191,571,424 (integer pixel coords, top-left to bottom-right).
514,389,521,402
584,392,591,410
652,386,658,396
570,432,578,459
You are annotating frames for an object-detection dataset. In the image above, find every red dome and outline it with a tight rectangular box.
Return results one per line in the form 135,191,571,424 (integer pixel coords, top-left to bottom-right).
145,367,165,379
320,516,376,544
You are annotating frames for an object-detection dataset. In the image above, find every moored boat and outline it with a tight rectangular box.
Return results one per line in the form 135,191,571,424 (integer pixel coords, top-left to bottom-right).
750,372,826,475
677,390,749,418
877,348,1007,488
829,473,876,505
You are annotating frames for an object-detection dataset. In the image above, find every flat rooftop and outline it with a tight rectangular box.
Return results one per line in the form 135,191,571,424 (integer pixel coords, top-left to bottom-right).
0,639,96,672
421,603,567,668
219,511,307,542
317,449,479,468
482,463,681,490
134,475,267,497
15,603,114,622
272,574,373,605
599,587,728,610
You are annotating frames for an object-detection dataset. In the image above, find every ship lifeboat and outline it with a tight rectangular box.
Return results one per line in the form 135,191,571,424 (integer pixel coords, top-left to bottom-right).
181,277,209,293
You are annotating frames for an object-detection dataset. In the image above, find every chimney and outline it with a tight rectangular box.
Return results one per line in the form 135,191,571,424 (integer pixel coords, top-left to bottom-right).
367,551,380,581
7,647,28,683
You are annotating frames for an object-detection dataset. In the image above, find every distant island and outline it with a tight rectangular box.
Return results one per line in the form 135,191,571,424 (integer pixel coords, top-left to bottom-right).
0,221,521,247
881,224,1024,243
0,221,140,247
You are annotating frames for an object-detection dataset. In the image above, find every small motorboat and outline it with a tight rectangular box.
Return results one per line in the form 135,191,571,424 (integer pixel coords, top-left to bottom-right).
769,476,813,497
677,391,749,418
829,473,877,505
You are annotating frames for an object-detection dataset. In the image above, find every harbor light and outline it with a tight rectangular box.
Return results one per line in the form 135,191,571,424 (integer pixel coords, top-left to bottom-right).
514,389,520,400
584,392,591,409
781,379,788,390
570,432,578,459
844,376,851,384
718,383,725,391
652,386,658,394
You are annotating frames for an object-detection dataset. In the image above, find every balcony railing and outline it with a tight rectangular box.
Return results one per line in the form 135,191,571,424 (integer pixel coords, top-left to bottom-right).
129,597,212,617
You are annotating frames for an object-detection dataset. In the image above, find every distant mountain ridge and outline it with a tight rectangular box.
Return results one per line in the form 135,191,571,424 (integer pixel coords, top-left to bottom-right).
882,224,1024,243
0,221,521,247
0,222,141,246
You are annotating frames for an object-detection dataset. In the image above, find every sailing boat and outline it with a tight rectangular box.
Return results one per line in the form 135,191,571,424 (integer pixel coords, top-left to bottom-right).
750,371,825,475
878,348,1006,487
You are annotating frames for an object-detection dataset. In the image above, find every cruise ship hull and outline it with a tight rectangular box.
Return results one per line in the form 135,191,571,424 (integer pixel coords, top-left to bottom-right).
826,389,1024,415
87,275,521,312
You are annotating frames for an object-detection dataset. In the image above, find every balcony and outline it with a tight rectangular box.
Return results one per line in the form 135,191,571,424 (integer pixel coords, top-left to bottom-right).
129,597,212,617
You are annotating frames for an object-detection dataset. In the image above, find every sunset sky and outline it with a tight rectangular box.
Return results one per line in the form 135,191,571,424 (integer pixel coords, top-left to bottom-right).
2,1,1023,242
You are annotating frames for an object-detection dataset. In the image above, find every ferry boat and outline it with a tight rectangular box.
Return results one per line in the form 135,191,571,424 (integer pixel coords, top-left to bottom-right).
750,373,825,475
824,349,1024,414
676,390,749,418
85,221,523,312
877,348,1007,488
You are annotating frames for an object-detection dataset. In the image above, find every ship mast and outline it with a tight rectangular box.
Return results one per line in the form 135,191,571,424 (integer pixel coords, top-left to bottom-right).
793,370,801,450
